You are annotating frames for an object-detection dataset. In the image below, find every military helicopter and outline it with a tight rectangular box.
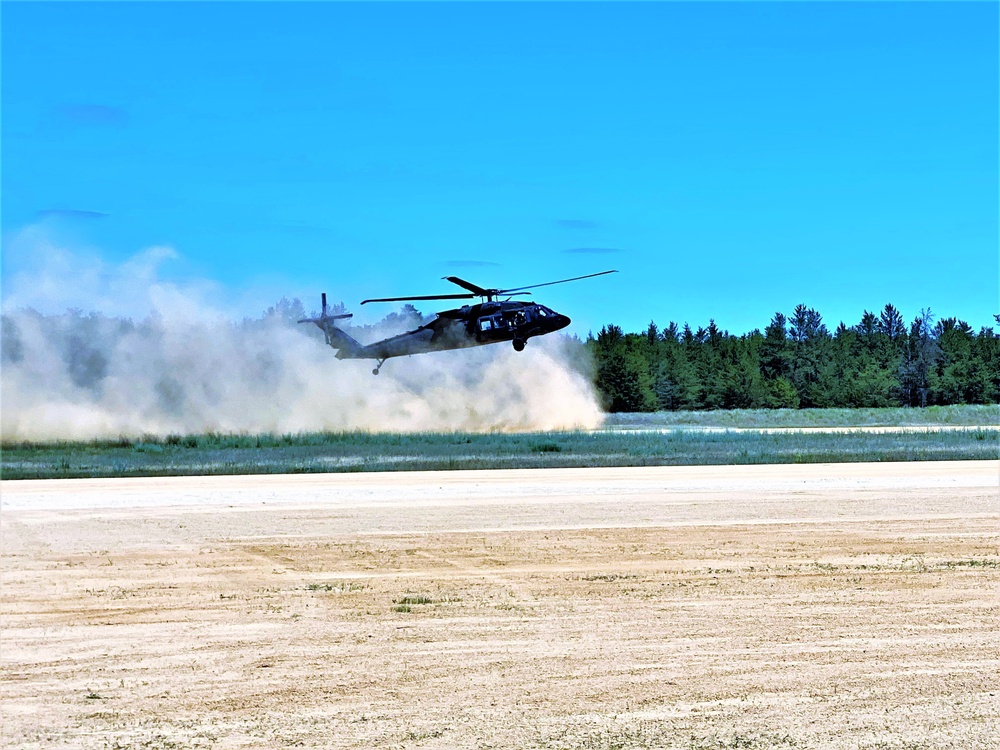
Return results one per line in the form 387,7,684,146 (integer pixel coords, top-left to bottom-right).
298,270,616,374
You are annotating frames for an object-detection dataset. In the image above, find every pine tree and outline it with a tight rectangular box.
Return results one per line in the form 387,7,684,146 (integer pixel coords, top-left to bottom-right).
899,309,939,406
760,312,791,380
973,325,1000,403
858,310,878,339
646,321,659,346
590,326,657,411
933,318,976,404
878,304,906,340
788,304,831,406
587,305,995,411
653,341,700,410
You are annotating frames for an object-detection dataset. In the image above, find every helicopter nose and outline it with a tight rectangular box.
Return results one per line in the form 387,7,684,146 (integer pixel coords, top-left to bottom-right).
553,314,571,331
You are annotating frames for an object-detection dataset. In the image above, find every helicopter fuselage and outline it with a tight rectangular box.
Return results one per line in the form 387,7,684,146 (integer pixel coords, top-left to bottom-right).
336,300,570,364
299,270,613,374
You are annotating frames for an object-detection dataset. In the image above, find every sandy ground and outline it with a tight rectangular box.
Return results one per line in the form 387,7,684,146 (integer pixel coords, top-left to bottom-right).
2,461,998,749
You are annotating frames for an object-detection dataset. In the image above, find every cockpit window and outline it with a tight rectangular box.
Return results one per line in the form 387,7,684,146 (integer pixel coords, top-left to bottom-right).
537,308,548,317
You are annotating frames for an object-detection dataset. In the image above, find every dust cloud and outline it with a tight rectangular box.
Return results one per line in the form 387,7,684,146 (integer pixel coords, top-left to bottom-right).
0,237,603,441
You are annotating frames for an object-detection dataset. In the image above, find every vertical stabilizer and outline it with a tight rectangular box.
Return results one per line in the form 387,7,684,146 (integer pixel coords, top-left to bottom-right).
297,294,363,356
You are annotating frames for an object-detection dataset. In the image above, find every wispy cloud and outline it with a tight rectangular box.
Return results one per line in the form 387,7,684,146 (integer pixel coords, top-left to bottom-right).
55,104,128,127
36,209,109,221
563,247,624,255
446,260,502,268
556,219,599,230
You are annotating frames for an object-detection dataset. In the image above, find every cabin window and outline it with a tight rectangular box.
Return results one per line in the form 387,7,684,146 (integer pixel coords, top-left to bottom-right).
479,318,493,331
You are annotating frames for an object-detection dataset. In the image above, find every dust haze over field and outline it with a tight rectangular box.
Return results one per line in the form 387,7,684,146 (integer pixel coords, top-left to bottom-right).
0,233,602,441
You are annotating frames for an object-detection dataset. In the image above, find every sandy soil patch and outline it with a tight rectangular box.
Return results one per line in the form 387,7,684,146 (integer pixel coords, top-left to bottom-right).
2,462,998,749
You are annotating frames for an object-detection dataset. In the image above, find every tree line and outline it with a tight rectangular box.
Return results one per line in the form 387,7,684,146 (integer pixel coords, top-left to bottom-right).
586,305,1000,411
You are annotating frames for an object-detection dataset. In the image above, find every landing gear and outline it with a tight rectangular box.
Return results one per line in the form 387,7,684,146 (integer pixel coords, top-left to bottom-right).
372,358,386,375
512,338,526,352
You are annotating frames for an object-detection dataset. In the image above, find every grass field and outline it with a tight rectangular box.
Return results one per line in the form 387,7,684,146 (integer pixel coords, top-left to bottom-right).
2,406,997,480
606,404,999,428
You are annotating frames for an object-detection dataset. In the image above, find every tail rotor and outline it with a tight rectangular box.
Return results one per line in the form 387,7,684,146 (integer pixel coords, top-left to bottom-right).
297,293,353,346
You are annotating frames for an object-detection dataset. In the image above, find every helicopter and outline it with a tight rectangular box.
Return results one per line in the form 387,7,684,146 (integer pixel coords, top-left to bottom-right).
298,270,617,374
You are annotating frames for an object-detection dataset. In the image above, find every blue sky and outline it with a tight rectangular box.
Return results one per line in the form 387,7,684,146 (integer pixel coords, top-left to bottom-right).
3,2,997,337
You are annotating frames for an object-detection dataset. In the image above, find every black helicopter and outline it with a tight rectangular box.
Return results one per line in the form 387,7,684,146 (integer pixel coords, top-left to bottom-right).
298,270,616,374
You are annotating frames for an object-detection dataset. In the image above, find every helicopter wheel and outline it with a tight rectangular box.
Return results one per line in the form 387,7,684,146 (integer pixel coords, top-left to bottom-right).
512,339,526,352
372,368,380,375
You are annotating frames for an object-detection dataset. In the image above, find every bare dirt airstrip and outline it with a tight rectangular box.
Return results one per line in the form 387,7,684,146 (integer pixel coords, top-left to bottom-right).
2,462,998,749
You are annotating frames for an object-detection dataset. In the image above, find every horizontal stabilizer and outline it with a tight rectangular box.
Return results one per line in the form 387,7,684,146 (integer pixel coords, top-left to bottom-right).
297,313,353,323
297,293,363,355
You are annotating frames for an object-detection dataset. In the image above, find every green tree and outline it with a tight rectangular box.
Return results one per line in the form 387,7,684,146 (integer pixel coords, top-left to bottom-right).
899,309,939,406
932,318,976,404
861,304,906,405
972,325,1000,403
590,325,656,411
878,304,906,341
788,304,831,407
760,312,791,381
587,304,993,412
652,340,700,410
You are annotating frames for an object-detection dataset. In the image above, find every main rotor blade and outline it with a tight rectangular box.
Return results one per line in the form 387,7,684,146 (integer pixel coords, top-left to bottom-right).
361,293,475,305
498,269,618,295
442,276,491,296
